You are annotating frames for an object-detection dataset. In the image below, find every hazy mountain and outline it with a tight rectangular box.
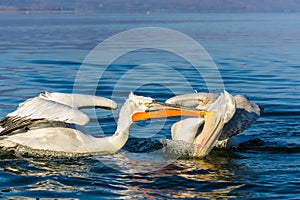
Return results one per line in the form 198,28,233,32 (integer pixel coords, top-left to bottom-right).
0,0,299,13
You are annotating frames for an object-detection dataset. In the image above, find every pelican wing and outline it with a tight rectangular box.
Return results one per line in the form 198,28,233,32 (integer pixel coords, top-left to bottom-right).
6,92,118,127
219,95,262,140
39,92,118,110
8,97,90,126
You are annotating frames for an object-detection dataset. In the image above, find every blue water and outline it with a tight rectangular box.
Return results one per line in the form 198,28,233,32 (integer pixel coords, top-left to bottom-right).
0,13,300,199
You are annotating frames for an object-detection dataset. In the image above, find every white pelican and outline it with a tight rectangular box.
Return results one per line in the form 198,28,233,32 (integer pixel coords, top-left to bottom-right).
0,92,206,157
165,91,263,155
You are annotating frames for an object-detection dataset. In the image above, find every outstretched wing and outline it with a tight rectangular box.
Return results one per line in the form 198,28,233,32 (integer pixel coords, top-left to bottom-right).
8,97,90,126
0,92,118,136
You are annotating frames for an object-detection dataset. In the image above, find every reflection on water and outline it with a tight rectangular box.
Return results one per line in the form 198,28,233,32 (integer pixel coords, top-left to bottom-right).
0,151,243,199
0,158,89,195
98,150,245,199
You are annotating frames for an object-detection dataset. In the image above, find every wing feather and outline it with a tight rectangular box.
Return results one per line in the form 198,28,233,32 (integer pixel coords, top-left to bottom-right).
8,97,90,126
40,92,118,110
0,92,118,136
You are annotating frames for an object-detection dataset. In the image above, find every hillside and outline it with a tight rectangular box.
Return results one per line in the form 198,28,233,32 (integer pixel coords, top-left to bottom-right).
0,0,299,13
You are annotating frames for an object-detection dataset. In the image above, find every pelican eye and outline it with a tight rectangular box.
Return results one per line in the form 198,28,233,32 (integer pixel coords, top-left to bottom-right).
144,102,151,106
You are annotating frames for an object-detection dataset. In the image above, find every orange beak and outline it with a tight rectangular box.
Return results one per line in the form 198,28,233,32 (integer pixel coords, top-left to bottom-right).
132,102,207,122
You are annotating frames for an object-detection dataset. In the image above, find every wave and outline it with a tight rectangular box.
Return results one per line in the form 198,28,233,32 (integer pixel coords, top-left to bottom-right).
27,60,82,66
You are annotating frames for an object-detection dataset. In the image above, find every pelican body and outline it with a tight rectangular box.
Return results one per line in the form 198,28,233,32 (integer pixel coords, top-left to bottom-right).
166,91,263,153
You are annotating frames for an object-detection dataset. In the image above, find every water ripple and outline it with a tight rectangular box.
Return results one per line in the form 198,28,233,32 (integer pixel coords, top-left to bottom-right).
0,13,299,199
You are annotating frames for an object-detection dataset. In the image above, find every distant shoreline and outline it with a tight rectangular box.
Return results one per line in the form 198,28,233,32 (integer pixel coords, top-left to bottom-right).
0,0,299,14
0,10,299,14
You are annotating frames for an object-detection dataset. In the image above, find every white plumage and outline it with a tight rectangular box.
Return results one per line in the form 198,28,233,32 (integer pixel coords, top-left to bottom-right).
0,92,156,156
166,90,262,150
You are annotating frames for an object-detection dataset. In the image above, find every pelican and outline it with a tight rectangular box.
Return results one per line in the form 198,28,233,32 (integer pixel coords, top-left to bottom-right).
165,90,263,155
0,92,207,157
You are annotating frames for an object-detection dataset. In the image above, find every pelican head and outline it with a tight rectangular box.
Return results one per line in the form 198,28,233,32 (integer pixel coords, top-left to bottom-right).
126,92,155,115
117,93,156,131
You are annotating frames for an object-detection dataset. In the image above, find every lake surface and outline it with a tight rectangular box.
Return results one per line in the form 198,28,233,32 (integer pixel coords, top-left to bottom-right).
0,13,299,199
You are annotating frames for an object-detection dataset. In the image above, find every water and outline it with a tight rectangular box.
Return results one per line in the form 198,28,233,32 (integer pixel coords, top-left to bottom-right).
0,13,299,199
